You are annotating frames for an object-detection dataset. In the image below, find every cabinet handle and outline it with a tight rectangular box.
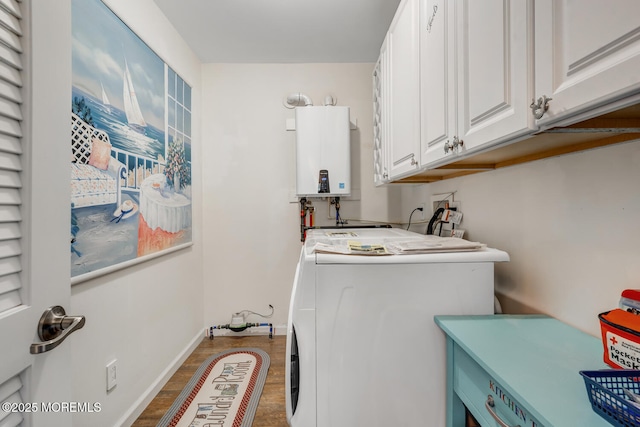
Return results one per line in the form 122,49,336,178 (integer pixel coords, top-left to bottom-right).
444,137,463,154
444,141,453,154
485,396,521,427
530,95,552,119
410,155,418,166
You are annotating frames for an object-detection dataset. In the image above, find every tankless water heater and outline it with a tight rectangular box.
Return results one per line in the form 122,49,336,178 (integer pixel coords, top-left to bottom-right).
295,106,350,197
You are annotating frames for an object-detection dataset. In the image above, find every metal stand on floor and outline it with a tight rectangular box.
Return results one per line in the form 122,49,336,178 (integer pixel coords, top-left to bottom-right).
208,323,273,340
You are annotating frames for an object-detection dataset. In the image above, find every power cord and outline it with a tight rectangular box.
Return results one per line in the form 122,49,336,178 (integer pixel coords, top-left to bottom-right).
426,191,457,235
426,207,445,235
236,304,274,319
406,207,424,230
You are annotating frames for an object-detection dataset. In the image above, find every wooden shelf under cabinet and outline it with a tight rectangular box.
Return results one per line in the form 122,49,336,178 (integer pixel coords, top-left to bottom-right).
398,104,640,183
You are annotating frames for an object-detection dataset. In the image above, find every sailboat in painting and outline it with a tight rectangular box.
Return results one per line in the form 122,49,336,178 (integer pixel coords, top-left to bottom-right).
101,82,111,106
100,81,111,113
122,60,147,133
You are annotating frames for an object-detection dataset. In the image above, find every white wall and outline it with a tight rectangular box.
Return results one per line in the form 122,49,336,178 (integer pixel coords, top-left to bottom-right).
64,1,204,426
401,139,640,337
201,63,399,331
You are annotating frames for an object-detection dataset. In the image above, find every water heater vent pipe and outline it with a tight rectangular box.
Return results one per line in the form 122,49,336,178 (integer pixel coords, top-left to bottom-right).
324,95,336,106
285,92,313,108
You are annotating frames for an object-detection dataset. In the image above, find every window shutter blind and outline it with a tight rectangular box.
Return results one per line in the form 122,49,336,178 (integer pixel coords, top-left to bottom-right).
0,0,22,317
0,375,23,425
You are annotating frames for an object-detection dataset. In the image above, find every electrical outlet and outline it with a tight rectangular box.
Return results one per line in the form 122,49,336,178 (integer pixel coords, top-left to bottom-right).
106,359,117,392
419,203,425,220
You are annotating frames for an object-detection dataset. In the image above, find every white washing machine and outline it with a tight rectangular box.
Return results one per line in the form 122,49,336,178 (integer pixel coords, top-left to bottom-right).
285,228,509,427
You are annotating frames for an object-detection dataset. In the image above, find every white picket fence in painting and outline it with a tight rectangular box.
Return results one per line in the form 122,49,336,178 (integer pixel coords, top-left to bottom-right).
71,112,166,195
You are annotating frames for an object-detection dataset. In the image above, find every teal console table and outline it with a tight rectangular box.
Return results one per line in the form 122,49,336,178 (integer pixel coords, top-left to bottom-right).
434,315,611,427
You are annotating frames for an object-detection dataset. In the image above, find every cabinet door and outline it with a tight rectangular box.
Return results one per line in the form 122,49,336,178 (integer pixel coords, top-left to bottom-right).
534,0,640,126
420,0,456,166
456,0,535,156
387,0,421,179
373,37,390,186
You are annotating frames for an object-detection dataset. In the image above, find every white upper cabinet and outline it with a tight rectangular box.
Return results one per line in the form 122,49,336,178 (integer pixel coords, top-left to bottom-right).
373,36,390,186
420,0,456,166
534,0,640,127
375,0,640,184
421,0,536,168
456,0,535,154
387,0,421,180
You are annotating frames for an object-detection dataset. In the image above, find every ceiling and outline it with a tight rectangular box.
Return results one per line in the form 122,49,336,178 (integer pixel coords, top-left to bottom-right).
152,0,401,63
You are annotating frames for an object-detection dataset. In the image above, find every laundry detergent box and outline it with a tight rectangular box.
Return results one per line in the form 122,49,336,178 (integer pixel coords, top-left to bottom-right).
599,309,640,369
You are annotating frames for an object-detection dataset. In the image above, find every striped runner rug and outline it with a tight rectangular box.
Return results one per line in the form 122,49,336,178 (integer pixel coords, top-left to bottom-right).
158,348,270,427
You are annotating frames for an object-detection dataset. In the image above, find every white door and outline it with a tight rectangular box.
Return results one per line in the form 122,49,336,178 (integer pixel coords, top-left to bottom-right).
387,0,421,180
0,1,77,426
534,0,640,126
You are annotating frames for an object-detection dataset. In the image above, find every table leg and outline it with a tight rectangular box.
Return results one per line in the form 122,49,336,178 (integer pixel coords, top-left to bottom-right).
446,337,466,427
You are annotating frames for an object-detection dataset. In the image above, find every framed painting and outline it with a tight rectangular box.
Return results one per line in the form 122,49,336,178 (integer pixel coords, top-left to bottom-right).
71,0,193,284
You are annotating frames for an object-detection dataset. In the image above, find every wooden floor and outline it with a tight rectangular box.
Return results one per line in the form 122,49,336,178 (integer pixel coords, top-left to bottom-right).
132,335,287,427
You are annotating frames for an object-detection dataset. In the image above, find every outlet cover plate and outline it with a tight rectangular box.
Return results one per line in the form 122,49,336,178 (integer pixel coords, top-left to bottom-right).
106,359,117,392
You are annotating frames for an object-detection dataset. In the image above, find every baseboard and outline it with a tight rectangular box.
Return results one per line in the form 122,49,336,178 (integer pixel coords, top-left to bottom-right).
117,328,203,427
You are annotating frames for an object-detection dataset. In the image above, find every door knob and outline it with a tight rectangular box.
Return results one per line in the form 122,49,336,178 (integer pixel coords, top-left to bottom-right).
30,306,85,354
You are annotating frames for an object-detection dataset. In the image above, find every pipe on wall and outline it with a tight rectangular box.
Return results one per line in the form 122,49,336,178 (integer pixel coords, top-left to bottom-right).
286,92,313,107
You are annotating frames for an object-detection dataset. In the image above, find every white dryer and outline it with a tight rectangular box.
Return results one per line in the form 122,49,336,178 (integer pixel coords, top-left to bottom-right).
285,228,508,427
